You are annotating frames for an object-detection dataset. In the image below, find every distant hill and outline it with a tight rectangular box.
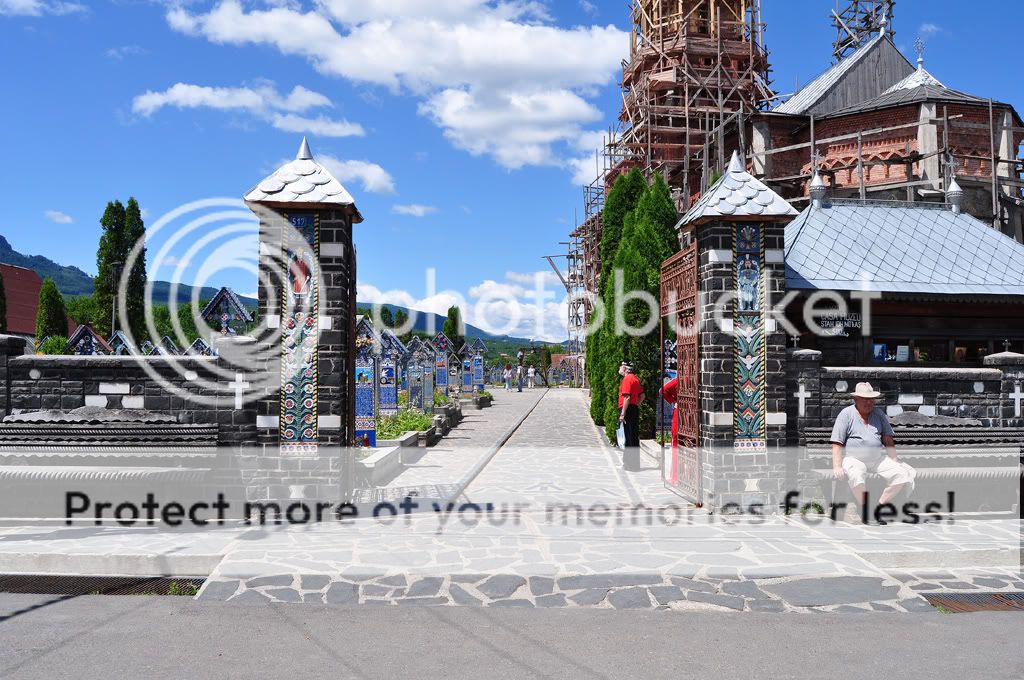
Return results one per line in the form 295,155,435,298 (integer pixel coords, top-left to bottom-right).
0,235,94,296
355,302,546,347
0,235,565,344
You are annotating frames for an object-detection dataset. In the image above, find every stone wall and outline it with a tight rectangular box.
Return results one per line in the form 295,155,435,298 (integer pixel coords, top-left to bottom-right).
785,349,1024,437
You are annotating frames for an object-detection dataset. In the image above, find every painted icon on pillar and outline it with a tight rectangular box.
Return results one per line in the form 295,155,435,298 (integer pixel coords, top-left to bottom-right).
281,212,319,453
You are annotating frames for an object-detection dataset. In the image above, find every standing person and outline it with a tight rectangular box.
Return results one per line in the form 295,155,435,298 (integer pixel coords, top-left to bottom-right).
516,364,524,392
527,364,536,389
502,363,513,392
618,360,644,471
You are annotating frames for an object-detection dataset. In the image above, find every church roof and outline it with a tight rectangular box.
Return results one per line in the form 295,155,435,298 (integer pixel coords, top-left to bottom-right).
244,137,363,222
785,200,1024,295
824,66,985,117
678,151,796,226
774,32,912,115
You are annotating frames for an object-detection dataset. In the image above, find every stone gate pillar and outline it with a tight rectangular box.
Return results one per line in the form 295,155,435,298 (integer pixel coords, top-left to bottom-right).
244,137,361,501
677,151,797,511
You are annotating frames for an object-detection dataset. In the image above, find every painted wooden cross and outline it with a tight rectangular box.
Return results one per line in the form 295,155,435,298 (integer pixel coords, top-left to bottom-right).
228,372,250,410
793,382,811,417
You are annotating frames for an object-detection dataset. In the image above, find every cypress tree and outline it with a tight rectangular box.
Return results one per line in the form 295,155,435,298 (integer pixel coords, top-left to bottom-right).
123,198,148,341
94,200,127,338
588,169,648,428
443,305,465,352
0,268,6,333
35,278,68,343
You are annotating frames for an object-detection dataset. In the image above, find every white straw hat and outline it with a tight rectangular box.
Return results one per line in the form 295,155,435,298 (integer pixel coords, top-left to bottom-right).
850,382,881,398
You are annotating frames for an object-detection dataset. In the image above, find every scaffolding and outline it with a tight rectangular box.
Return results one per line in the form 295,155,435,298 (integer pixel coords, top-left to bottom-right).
832,0,895,62
611,0,776,206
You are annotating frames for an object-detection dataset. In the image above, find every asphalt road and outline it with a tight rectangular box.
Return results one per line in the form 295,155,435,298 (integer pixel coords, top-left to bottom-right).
1,594,1022,679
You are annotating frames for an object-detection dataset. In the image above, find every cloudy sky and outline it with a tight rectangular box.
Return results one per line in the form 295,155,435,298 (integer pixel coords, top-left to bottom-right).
2,0,1021,341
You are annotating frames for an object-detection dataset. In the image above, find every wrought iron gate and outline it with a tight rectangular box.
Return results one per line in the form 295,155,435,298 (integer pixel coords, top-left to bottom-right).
660,242,701,504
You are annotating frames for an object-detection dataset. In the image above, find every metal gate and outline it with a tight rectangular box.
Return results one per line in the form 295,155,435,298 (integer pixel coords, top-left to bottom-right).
660,242,701,504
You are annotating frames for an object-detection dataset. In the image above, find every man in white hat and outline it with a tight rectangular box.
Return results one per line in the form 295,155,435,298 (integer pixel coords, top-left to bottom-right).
830,382,915,524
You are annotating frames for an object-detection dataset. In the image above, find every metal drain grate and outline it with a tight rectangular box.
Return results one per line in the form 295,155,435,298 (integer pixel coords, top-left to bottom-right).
0,575,205,596
923,592,1024,613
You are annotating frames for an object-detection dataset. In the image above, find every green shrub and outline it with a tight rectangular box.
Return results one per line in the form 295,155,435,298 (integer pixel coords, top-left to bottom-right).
398,390,408,406
478,390,493,400
38,335,68,355
433,390,450,407
376,407,434,440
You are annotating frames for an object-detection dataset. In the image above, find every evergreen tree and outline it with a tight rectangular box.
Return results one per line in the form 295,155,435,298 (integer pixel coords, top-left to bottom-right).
588,169,647,428
379,306,394,328
122,198,148,341
443,305,465,352
35,278,68,343
0,268,6,333
394,308,411,342
94,200,126,338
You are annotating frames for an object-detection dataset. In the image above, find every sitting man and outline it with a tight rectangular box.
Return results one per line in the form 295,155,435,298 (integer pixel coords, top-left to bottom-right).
830,382,916,524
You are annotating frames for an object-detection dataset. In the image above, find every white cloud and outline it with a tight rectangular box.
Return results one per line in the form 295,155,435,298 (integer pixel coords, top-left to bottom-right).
919,23,942,37
0,0,85,16
44,209,72,224
166,0,627,175
579,0,597,14
268,112,364,137
420,87,601,169
392,203,437,217
132,81,364,137
106,45,147,60
317,154,396,194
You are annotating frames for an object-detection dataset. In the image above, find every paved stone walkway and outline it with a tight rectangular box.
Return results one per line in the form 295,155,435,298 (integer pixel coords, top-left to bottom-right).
0,389,1019,612
464,389,678,507
381,389,545,490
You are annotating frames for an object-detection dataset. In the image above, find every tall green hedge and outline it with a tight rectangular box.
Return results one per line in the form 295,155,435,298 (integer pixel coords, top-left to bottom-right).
587,171,679,440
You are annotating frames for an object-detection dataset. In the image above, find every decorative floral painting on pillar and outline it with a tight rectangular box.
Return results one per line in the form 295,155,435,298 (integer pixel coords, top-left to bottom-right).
281,212,319,453
733,223,766,450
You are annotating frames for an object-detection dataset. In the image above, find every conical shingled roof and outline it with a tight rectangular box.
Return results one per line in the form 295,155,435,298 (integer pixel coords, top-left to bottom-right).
244,137,362,222
678,151,797,226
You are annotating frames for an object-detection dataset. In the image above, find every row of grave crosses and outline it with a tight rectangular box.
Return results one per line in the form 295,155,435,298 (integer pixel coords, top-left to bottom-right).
353,317,487,447
60,325,214,357
57,288,255,357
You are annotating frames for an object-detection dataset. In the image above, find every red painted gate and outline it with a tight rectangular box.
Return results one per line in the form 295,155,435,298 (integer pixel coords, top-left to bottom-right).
660,242,701,505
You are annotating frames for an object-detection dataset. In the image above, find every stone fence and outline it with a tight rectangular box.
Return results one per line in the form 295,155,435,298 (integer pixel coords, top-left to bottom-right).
786,348,1024,442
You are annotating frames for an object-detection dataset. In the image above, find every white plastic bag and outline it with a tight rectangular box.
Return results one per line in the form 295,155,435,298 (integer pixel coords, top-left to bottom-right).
616,422,625,449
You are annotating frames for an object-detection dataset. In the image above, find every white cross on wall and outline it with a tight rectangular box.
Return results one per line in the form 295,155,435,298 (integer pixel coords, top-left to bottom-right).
794,382,811,417
1011,381,1024,418
229,372,251,410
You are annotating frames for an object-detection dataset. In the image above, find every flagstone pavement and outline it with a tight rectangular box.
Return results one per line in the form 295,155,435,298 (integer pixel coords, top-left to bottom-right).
0,389,1019,612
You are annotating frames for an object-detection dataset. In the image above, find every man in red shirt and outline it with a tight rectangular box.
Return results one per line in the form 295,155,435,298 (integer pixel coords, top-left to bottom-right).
618,361,644,471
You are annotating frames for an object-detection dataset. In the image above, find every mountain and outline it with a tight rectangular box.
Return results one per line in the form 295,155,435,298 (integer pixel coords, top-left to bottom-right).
354,302,546,347
0,235,94,296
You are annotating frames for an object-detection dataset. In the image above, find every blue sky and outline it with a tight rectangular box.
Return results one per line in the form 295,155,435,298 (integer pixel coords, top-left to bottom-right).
2,0,1021,341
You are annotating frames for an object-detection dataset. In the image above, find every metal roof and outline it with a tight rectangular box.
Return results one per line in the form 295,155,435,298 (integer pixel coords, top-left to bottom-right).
678,151,796,226
773,32,888,114
785,200,1024,295
825,79,983,118
244,137,362,222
